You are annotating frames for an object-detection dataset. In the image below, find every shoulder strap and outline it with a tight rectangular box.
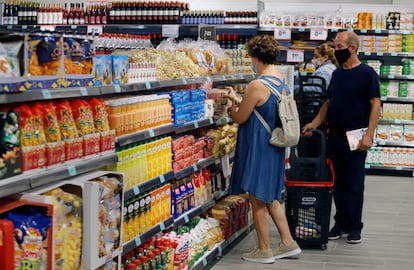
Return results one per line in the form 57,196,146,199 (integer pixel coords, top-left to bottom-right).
253,109,272,134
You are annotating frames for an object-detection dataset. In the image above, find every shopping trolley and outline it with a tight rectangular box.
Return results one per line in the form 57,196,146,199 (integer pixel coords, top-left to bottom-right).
284,130,335,250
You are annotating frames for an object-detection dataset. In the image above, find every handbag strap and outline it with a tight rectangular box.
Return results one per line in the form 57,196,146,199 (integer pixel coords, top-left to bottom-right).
253,76,287,135
254,109,272,134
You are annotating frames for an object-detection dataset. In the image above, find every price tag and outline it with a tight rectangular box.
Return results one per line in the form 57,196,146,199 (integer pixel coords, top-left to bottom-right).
206,76,212,82
377,52,384,56
162,24,180,38
202,258,208,266
391,52,398,57
7,25,12,30
360,29,368,33
394,119,402,124
145,81,151,89
364,164,371,169
114,84,121,93
41,89,52,99
71,25,77,30
133,186,140,195
388,75,395,79
80,87,88,96
194,121,199,129
221,154,231,178
217,245,223,256
159,222,165,230
158,174,165,184
40,25,56,31
222,75,226,81
331,28,338,32
274,28,291,40
149,129,155,137
22,25,28,30
87,25,103,35
209,118,214,125
181,77,188,84
286,49,304,63
364,52,372,56
298,28,305,32
396,166,403,171
184,215,190,223
389,30,396,34
310,29,328,40
408,75,414,80
192,164,198,172
375,29,382,34
135,237,142,247
380,96,387,101
67,165,77,177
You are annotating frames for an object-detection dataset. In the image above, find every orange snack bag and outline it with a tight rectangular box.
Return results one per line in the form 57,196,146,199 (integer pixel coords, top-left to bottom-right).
30,103,47,145
14,105,35,146
89,98,110,132
39,102,62,142
55,100,79,140
71,99,95,135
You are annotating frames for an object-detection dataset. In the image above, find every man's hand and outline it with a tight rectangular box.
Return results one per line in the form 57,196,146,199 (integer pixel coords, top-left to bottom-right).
302,123,317,136
358,134,374,151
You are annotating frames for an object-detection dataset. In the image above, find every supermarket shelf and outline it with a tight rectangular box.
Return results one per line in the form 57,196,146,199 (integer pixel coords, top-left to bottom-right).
174,199,216,228
379,75,414,80
0,174,31,198
0,74,254,105
29,151,118,188
124,171,175,201
0,86,101,105
175,117,215,134
0,25,39,31
365,164,414,172
117,124,175,147
376,141,414,147
361,51,414,58
174,156,216,180
122,217,175,255
215,116,233,126
379,119,414,125
380,96,414,103
189,221,254,270
258,27,414,35
213,189,229,201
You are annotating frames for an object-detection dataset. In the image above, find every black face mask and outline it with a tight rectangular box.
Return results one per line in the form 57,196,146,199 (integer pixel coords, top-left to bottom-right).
335,47,351,65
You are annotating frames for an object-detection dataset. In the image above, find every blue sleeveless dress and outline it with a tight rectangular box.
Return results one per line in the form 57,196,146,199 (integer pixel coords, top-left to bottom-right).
228,76,288,204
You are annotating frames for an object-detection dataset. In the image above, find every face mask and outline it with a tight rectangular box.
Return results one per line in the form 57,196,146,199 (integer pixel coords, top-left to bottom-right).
335,47,351,64
311,58,321,68
251,58,257,74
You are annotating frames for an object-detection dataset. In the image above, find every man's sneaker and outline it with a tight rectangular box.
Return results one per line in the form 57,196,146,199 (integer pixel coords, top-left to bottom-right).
328,226,349,240
347,232,362,244
272,241,302,260
242,248,275,264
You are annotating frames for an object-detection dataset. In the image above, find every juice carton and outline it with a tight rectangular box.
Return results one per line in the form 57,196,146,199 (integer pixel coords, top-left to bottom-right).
112,54,129,85
93,54,113,86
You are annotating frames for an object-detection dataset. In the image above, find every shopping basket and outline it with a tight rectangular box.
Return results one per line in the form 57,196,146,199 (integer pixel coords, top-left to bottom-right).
284,130,335,250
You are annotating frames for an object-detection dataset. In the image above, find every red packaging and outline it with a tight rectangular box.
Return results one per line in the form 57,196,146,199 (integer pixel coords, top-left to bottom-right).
0,219,14,270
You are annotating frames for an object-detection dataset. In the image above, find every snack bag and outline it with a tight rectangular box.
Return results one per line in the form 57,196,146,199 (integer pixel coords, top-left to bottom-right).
40,102,62,143
13,105,36,147
43,188,83,270
36,35,62,76
71,99,95,135
0,40,23,78
55,101,79,140
89,97,110,132
31,103,47,145
6,210,52,270
64,37,94,75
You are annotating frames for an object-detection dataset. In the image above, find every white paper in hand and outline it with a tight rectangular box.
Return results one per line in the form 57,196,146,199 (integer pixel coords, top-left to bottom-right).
346,127,368,151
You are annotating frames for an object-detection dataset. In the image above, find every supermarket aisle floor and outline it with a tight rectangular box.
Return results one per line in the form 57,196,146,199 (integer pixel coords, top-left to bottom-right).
206,175,414,270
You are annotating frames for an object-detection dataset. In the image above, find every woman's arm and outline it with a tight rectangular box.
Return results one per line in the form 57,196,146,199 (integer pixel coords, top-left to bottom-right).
228,80,267,124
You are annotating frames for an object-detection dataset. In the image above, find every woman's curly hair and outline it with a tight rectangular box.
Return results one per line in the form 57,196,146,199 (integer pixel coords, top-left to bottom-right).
246,34,280,65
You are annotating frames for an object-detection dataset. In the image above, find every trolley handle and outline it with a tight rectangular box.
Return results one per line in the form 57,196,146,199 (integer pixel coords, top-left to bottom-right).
284,158,336,188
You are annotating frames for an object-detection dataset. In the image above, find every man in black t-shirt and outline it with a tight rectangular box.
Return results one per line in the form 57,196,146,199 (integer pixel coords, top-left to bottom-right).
302,31,381,244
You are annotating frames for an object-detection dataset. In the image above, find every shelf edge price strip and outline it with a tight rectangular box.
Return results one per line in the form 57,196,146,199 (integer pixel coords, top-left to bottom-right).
67,165,77,177
135,237,142,247
133,186,140,195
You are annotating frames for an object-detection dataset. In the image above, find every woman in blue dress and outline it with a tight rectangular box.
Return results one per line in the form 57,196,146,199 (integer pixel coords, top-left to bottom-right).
226,35,301,264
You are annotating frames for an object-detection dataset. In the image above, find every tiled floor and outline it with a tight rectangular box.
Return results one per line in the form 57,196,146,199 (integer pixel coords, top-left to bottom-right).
206,175,414,270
